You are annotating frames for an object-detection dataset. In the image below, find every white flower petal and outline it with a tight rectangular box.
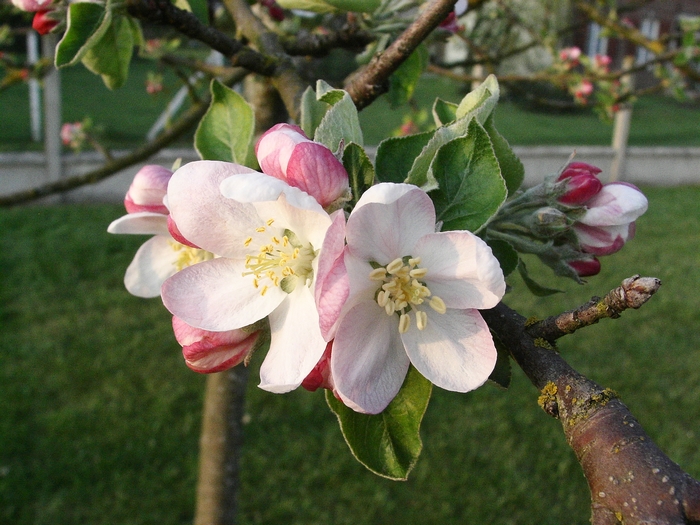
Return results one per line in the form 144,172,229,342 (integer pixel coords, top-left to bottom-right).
221,172,326,215
252,192,331,249
579,182,648,227
346,184,436,264
161,258,285,331
401,308,496,393
259,286,327,393
124,235,180,297
167,161,261,257
414,231,505,309
108,212,170,236
332,300,410,414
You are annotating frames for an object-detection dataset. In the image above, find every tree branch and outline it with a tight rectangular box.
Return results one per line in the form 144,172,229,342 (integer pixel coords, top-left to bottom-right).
481,277,700,524
344,0,458,109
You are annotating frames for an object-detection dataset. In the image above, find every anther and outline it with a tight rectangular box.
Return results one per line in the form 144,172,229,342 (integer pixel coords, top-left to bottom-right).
386,258,404,274
399,313,410,333
416,311,428,330
429,296,446,314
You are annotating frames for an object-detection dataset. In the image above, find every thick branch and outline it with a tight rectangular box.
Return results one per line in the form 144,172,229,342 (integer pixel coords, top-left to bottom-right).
344,0,458,109
127,0,277,75
481,277,700,524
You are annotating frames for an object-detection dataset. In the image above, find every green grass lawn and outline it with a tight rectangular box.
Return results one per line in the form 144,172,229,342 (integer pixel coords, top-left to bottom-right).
1,62,699,151
1,186,699,524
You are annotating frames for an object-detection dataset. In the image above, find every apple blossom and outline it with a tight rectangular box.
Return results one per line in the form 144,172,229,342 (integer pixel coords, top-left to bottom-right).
321,183,506,414
567,256,601,278
255,123,350,208
172,316,260,374
32,10,59,34
107,165,215,297
161,160,333,393
11,0,53,12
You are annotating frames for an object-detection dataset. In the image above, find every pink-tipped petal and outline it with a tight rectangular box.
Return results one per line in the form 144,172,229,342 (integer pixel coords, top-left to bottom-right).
285,142,349,207
401,308,496,393
332,300,410,414
578,182,648,227
124,165,172,214
413,231,505,310
315,211,349,340
161,258,285,331
167,161,261,257
259,286,328,393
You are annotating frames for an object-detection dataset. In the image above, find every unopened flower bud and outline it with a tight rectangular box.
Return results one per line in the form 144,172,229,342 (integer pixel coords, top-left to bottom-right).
567,257,601,277
529,206,570,235
32,10,59,34
557,162,603,205
172,316,260,374
301,341,335,392
255,123,350,208
124,165,172,215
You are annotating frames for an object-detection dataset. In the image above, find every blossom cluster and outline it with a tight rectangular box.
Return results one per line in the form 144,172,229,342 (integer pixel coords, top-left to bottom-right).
110,124,507,414
484,160,648,280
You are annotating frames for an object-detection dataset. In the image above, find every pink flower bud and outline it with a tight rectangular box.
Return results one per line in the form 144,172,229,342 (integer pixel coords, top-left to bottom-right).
32,10,59,34
567,257,601,277
557,162,603,205
573,182,647,256
559,46,581,64
124,165,173,215
255,123,349,208
172,316,260,374
301,341,335,392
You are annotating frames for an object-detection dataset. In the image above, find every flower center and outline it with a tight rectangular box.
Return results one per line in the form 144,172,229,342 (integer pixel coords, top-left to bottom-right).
369,256,446,334
242,219,316,296
170,241,215,271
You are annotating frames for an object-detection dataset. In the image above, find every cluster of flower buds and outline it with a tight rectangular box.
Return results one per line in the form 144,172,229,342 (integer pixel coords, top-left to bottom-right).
484,161,648,280
60,121,87,151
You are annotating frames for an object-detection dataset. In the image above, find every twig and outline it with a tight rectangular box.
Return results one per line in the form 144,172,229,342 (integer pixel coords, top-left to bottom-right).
0,70,248,207
481,276,700,524
527,275,661,341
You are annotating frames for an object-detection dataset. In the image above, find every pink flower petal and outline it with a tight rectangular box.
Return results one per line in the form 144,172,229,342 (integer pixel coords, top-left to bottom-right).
413,231,505,310
285,142,349,207
331,300,410,414
346,184,436,264
315,211,349,340
259,286,328,393
161,258,285,331
167,161,261,258
579,182,648,227
401,308,496,393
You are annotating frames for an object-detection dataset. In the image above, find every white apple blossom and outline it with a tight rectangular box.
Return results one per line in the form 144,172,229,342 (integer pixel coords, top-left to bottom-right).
161,160,333,393
323,183,506,414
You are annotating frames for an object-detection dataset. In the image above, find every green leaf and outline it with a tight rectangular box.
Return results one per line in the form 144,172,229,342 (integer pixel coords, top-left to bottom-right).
429,119,507,232
387,45,428,109
432,98,458,126
375,130,434,184
455,74,500,120
300,85,328,139
485,238,518,277
483,114,524,196
326,366,431,480
517,259,564,296
313,81,363,152
342,142,375,206
80,14,134,90
324,0,381,12
195,79,256,166
55,2,110,68
489,333,511,389
405,78,501,189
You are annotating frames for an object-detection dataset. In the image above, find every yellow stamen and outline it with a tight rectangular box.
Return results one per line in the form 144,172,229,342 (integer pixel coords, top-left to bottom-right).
429,296,447,314
416,311,428,331
399,313,410,334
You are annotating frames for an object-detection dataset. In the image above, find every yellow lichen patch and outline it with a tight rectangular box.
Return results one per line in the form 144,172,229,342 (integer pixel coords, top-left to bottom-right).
534,337,555,350
537,382,558,410
614,511,624,524
524,316,541,327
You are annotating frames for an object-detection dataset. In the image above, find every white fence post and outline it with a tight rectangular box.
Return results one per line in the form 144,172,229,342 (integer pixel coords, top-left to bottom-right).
41,33,62,189
27,31,42,142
